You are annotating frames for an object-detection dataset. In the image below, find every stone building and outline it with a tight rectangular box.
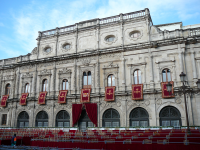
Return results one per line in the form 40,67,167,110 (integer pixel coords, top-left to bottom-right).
0,8,200,129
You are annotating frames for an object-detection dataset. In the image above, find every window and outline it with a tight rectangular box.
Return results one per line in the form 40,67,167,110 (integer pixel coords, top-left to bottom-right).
102,109,120,127
62,79,68,90
130,31,141,38
56,110,70,127
35,111,48,127
162,69,171,82
63,43,70,50
159,106,181,127
108,74,115,86
83,71,91,88
129,107,149,127
42,79,48,92
78,109,93,131
1,114,7,125
17,111,29,128
106,36,115,42
5,84,11,95
44,47,51,53
25,83,30,93
134,70,142,84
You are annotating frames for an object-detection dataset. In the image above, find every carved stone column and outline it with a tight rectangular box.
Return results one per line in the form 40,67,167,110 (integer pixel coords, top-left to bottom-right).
15,67,20,98
190,46,197,85
149,52,154,88
33,64,37,97
121,58,126,91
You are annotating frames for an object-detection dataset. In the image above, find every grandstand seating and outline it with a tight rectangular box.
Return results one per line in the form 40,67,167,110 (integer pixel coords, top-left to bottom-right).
0,128,200,149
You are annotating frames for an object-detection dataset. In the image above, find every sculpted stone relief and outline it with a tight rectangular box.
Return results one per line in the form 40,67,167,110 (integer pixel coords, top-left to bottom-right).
22,72,33,79
39,63,54,68
56,60,74,65
39,69,51,76
99,53,121,59
59,68,71,74
2,75,14,81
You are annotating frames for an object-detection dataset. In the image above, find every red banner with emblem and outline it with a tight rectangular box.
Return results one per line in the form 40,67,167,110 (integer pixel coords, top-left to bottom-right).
20,93,29,105
58,90,68,104
105,86,115,101
161,81,175,98
80,89,91,103
132,84,143,100
38,92,47,104
1,95,9,107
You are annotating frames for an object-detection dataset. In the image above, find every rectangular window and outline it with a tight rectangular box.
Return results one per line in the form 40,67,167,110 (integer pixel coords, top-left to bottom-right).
105,122,112,127
1,114,7,125
112,122,119,127
132,121,139,127
38,122,43,127
58,122,63,127
140,121,148,127
43,122,48,127
162,120,170,126
171,120,180,127
25,122,29,127
64,122,70,127
20,122,24,128
88,122,94,127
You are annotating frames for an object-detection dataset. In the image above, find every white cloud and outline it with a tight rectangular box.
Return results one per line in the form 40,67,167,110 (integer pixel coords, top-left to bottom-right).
7,0,200,57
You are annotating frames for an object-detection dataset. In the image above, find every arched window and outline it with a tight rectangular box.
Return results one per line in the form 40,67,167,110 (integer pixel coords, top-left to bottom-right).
35,111,48,127
25,83,30,93
107,74,115,86
5,84,11,95
129,107,149,127
56,110,70,127
17,111,29,128
162,69,171,82
62,79,68,90
83,71,91,88
102,109,120,127
42,79,48,92
159,106,181,127
134,70,142,84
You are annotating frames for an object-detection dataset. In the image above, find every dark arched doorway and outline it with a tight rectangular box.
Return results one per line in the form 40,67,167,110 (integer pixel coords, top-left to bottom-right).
159,106,181,127
78,109,93,131
35,111,48,127
129,107,149,127
102,108,120,127
17,111,29,128
56,110,70,127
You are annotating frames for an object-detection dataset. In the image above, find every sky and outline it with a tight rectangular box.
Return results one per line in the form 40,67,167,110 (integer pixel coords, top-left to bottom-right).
0,0,200,60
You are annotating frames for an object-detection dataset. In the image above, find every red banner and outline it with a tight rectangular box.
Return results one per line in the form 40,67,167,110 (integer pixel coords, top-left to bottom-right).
38,92,47,104
161,81,175,98
58,90,68,104
132,84,143,100
1,95,9,107
20,93,29,105
80,89,91,103
105,86,115,101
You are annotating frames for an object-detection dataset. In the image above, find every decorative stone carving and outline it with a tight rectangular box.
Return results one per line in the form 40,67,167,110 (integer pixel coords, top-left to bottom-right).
145,100,150,106
99,53,121,59
81,58,91,66
56,60,74,65
116,101,121,107
59,68,71,74
2,75,14,81
103,34,118,45
175,98,182,104
156,99,162,105
128,101,133,106
39,63,54,68
40,69,51,75
61,41,72,52
22,72,33,78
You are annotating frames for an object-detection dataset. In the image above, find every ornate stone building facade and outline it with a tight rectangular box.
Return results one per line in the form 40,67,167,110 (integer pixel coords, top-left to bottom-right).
0,8,200,129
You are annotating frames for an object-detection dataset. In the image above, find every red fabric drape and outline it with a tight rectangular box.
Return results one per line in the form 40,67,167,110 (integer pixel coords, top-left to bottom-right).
72,104,83,127
84,103,97,127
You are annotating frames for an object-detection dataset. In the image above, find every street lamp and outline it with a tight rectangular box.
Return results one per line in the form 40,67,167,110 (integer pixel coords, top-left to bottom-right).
166,72,200,134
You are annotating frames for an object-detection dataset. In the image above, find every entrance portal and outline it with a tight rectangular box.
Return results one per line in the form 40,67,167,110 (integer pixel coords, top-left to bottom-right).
78,109,93,131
